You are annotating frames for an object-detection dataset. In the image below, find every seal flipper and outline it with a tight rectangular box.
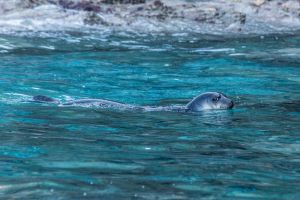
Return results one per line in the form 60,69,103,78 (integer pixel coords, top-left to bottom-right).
33,95,60,104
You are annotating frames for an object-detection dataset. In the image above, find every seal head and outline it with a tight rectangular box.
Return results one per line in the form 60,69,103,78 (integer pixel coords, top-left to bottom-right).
186,92,234,112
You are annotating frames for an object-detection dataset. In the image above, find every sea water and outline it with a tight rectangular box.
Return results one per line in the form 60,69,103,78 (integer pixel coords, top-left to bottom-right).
0,31,300,199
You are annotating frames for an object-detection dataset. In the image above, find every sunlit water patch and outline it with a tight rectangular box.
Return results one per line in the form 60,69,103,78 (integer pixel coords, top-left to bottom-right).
0,32,300,199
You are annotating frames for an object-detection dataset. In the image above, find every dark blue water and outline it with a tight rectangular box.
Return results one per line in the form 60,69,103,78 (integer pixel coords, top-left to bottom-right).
0,32,300,199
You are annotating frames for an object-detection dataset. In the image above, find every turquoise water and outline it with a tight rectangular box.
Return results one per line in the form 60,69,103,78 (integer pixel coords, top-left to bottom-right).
0,32,300,199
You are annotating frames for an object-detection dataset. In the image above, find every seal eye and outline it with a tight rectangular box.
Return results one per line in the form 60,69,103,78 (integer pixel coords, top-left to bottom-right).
212,95,221,103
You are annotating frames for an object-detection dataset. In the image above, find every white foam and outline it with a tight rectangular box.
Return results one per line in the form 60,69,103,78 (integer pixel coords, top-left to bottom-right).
0,44,14,49
39,45,55,50
0,93,32,104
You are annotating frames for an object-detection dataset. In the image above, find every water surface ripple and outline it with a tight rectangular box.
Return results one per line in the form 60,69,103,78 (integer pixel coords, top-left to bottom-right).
0,33,300,199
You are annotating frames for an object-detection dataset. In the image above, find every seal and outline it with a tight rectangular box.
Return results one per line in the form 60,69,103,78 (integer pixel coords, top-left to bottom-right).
32,92,234,112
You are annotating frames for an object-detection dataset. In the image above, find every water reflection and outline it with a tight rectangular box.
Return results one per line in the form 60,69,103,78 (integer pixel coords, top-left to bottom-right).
188,110,234,126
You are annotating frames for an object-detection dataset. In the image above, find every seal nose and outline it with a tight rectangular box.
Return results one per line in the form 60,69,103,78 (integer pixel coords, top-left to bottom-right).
229,101,234,109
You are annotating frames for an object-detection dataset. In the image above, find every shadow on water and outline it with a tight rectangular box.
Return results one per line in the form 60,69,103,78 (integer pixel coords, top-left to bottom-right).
237,98,300,113
278,100,300,112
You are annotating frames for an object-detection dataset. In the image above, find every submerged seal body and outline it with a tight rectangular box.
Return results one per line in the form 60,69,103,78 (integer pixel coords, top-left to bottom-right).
32,92,234,112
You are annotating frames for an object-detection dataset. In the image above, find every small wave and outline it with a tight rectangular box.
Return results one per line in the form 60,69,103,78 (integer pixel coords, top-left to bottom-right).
194,48,235,53
42,161,144,170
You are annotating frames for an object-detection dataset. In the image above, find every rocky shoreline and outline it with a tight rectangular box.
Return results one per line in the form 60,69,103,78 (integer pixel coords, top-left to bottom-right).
0,0,300,35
